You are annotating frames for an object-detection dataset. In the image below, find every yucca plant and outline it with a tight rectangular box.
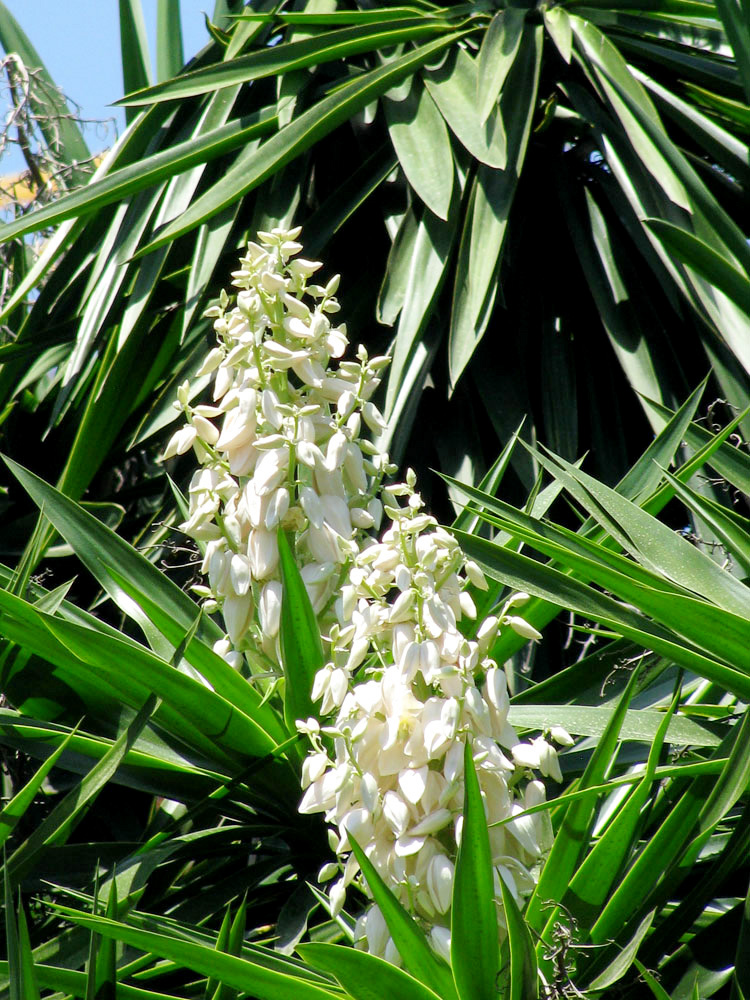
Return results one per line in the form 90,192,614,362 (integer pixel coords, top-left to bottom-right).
1,2,750,998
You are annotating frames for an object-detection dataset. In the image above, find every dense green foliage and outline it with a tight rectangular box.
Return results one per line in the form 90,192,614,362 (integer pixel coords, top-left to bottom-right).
0,0,749,997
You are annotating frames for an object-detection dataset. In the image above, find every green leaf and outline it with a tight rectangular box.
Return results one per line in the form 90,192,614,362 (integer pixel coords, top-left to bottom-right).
476,8,526,124
138,31,468,255
455,528,750,701
237,8,441,27
0,959,187,999
298,943,442,1000
563,688,680,927
5,697,156,889
448,25,541,387
646,219,750,349
451,422,522,535
525,666,640,933
451,742,498,1000
634,958,673,1000
658,466,750,578
589,731,735,946
2,456,285,745
120,19,453,105
640,71,750,192
714,0,750,105
119,0,152,122
534,448,750,620
733,881,750,1000
156,0,184,81
0,588,281,764
696,707,750,834
4,866,41,1000
348,837,458,1000
588,909,655,991
15,901,41,1000
507,705,719,747
384,77,454,220
0,107,278,244
497,878,537,1000
378,208,420,327
207,897,247,1000
89,881,118,1000
544,6,572,63
570,14,691,211
0,727,76,849
45,907,340,1000
277,528,325,735
424,46,507,168
384,202,459,419
206,902,234,1000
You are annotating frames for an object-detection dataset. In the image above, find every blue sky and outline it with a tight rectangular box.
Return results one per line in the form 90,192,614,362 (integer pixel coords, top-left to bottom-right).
1,1,213,174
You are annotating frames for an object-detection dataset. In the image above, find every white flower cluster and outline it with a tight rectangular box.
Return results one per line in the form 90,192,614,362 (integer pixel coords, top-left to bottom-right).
163,227,391,666
298,474,568,963
166,229,570,965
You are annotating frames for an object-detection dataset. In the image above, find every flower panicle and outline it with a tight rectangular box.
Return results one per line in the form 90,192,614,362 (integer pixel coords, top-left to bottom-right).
166,228,570,964
163,226,392,659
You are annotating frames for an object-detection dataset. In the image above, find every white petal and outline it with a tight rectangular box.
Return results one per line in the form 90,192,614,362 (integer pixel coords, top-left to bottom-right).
398,766,428,805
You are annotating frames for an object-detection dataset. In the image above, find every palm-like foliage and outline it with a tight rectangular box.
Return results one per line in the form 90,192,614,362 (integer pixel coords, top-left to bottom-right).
1,2,750,998
1,0,750,554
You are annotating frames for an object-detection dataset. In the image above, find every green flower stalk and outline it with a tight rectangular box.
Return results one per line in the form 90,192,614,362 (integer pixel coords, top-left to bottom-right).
165,228,569,964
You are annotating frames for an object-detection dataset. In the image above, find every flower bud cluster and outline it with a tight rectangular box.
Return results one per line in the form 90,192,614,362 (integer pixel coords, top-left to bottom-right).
168,230,569,965
163,227,392,662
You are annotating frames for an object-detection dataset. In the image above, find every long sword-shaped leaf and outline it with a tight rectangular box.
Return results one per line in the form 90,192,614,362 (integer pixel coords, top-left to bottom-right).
447,25,541,387
424,45,507,168
476,8,526,123
525,666,640,934
138,31,469,255
44,908,339,1000
508,705,718,747
497,878,537,1000
1,458,285,744
0,727,76,849
384,195,459,419
451,742,498,1000
5,697,155,888
348,836,458,1000
384,77,453,220
298,943,442,1000
455,529,750,700
562,688,679,927
156,0,184,81
0,108,278,244
277,529,325,735
534,447,750,618
646,218,750,321
714,0,750,105
452,474,750,671
119,0,152,122
0,588,280,763
119,19,454,105
658,466,750,578
589,719,745,947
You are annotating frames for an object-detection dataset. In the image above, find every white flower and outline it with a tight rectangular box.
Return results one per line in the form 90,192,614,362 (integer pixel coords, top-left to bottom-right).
506,615,543,642
426,855,454,914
